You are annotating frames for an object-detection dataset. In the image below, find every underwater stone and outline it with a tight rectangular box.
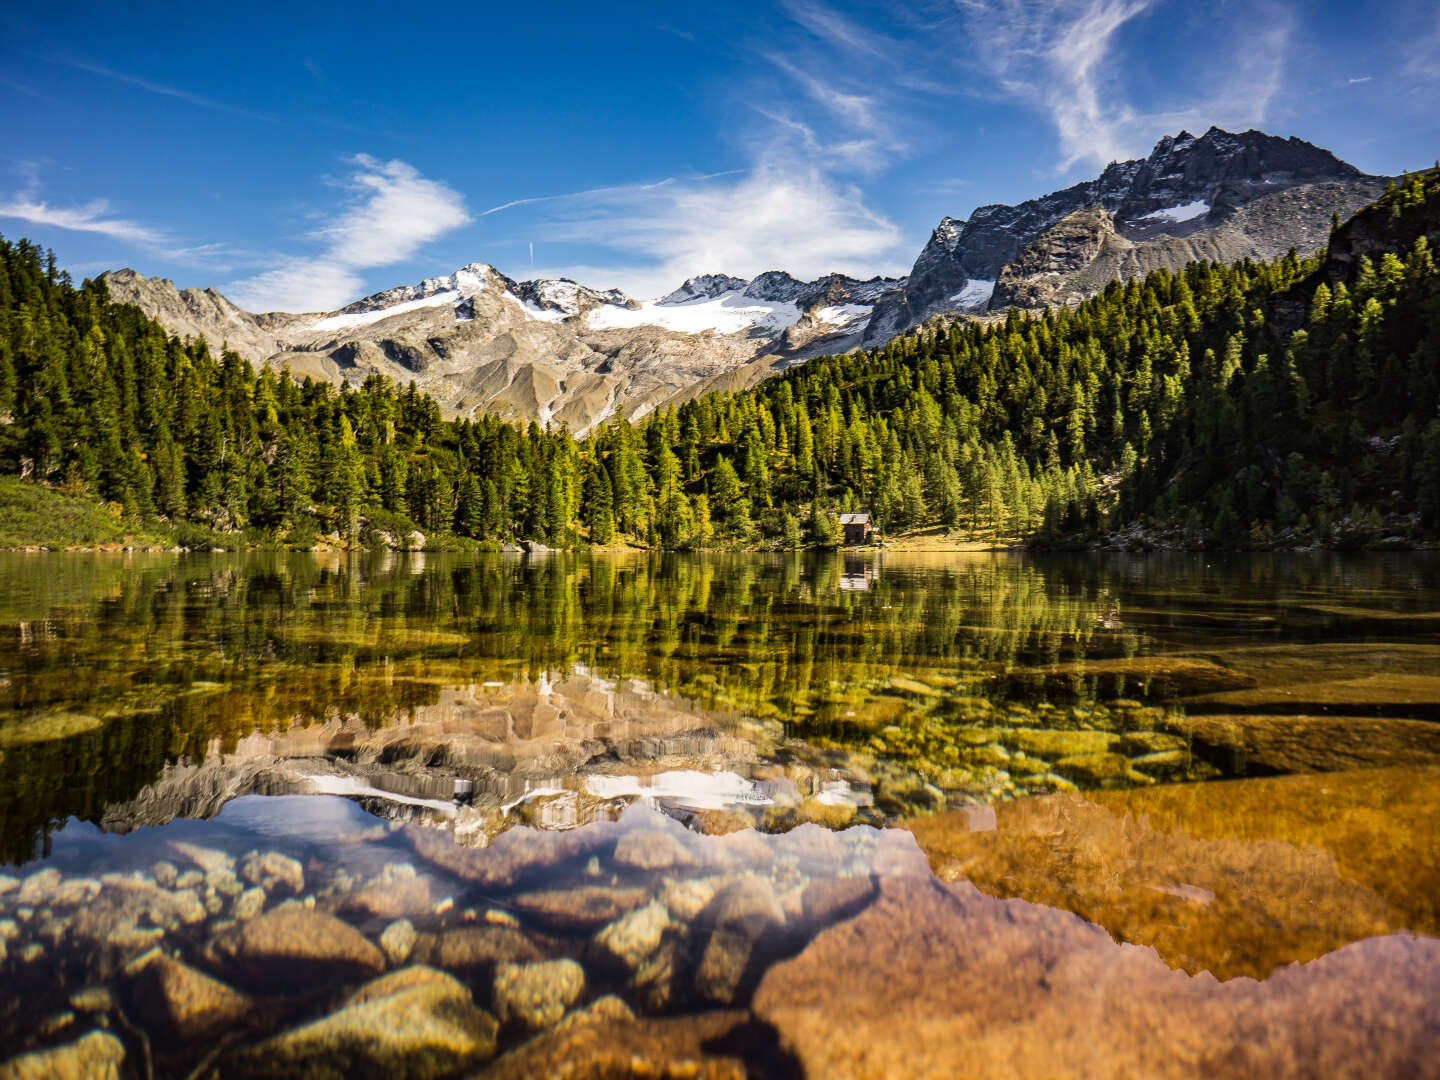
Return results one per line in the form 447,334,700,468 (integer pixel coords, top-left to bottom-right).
205,866,243,897
127,950,253,1041
492,959,585,1030
1010,729,1121,760
16,869,60,905
614,830,699,871
694,876,786,1005
593,899,671,971
510,885,649,931
0,1030,125,1080
234,966,497,1078
204,908,385,988
170,842,234,875
430,926,545,976
481,996,748,1080
240,852,304,895
380,919,417,966
232,887,266,920
661,877,725,923
344,865,432,920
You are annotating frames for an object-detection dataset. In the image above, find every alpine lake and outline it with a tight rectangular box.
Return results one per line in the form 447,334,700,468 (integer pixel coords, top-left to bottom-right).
0,550,1437,1079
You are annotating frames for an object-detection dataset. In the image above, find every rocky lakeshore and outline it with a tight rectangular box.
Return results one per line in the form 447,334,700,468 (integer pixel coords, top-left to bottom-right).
2,764,1438,1079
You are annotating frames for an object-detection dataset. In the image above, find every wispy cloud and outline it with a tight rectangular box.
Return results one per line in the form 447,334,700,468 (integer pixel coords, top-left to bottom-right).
48,56,278,123
225,155,471,313
0,193,171,246
953,0,1294,170
1347,75,1373,85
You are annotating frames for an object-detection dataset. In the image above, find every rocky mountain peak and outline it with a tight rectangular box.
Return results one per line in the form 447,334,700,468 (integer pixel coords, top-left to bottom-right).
864,127,1386,342
659,274,749,304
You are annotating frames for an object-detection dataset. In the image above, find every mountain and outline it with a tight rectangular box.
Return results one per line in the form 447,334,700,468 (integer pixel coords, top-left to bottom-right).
101,127,1387,432
864,127,1389,341
100,264,903,435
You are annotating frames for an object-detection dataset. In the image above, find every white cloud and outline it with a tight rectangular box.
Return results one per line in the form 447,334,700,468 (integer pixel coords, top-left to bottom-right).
0,194,171,246
512,151,908,297
225,155,471,313
954,0,1294,170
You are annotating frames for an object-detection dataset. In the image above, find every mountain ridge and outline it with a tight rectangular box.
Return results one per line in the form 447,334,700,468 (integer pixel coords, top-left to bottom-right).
100,127,1390,431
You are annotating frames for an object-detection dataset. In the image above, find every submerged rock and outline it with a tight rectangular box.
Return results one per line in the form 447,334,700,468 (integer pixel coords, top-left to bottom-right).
409,823,619,890
483,995,749,1080
427,926,545,976
232,886,266,920
16,869,60,905
510,885,649,931
380,919,418,966
1009,729,1120,760
613,829,699,871
240,851,304,895
695,876,786,1005
204,908,385,988
233,966,497,1078
343,863,432,920
755,875,1440,1079
592,899,671,971
126,949,252,1041
492,959,585,1029
0,1030,125,1080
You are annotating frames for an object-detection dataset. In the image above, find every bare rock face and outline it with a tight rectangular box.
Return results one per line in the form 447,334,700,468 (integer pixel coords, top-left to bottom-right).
867,127,1389,340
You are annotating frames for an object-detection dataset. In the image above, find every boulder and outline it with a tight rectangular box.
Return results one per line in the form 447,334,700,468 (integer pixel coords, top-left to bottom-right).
240,851,304,895
492,959,585,1030
204,909,385,988
591,899,671,971
510,885,649,931
126,950,252,1041
233,966,496,1078
0,1031,125,1080
426,926,545,976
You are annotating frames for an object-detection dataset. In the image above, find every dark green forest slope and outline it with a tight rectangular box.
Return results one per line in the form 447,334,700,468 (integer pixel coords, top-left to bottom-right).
1,170,1437,550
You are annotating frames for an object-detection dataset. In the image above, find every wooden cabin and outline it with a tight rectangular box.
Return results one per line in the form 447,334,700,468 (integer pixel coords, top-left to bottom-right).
839,512,873,546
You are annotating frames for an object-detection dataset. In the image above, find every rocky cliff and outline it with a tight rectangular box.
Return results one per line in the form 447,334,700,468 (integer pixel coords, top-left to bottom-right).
866,127,1389,340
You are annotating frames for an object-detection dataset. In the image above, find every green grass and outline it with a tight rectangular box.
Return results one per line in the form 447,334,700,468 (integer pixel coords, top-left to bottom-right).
0,476,167,548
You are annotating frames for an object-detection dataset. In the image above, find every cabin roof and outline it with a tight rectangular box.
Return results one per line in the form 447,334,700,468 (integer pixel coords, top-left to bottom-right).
839,513,871,525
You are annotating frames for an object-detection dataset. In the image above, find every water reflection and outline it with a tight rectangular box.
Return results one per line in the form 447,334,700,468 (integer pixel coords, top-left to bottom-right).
0,551,1437,1076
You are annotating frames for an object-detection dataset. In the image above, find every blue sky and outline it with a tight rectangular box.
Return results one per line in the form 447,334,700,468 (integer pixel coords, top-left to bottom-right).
1,0,1436,311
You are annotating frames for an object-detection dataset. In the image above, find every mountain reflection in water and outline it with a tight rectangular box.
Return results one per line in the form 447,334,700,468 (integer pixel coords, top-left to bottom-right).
0,551,1436,1077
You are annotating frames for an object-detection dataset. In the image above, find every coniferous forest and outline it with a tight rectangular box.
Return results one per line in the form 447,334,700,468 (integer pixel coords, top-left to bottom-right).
1,170,1437,551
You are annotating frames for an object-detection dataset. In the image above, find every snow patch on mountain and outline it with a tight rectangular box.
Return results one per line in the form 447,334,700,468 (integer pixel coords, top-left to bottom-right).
815,304,872,325
311,290,461,332
949,279,995,311
586,290,804,334
1136,201,1210,223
